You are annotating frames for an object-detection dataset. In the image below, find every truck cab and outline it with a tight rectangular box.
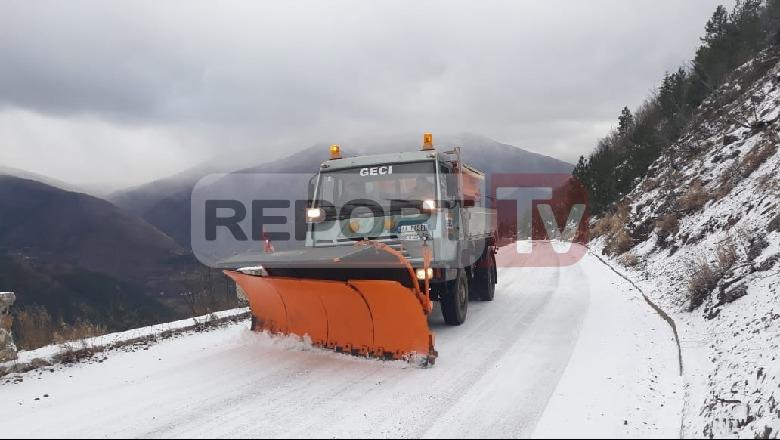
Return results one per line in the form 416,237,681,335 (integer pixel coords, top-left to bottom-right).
305,140,497,324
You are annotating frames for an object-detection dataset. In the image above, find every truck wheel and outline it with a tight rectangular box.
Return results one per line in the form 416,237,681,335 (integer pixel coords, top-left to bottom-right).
473,253,496,301
441,270,468,325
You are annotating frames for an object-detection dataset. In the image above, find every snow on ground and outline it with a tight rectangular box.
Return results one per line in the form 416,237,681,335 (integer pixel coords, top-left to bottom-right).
0,246,680,438
590,51,780,438
595,234,780,438
533,250,682,438
1,308,249,369
605,228,780,439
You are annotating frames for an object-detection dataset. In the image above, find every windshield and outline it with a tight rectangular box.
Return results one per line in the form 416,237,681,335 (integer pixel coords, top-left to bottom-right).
316,161,436,211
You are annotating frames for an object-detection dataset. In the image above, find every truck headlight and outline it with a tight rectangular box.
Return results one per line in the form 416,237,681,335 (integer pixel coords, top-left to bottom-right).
306,207,323,222
422,199,436,211
416,267,434,280
349,220,361,233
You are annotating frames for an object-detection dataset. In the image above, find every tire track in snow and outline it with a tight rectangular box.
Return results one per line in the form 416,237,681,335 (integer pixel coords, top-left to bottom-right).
421,248,589,437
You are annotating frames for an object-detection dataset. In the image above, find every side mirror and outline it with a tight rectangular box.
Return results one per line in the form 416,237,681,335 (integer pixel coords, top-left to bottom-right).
307,174,317,200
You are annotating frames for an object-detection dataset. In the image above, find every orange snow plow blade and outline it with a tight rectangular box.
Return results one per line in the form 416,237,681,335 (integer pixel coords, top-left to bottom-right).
224,271,437,364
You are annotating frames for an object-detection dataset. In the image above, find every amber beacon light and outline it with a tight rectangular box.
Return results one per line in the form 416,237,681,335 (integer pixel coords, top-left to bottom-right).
422,132,434,150
330,144,342,159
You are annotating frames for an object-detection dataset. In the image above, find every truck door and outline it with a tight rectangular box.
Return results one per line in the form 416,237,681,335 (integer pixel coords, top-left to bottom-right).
438,163,460,267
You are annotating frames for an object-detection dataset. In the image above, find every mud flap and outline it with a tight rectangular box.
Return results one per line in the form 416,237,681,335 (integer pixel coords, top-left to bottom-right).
224,271,436,363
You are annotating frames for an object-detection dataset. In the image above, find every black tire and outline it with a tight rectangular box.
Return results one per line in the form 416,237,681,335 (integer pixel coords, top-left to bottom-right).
441,269,469,325
472,253,496,301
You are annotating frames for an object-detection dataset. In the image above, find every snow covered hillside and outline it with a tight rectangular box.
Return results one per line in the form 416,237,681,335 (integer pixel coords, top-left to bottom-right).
592,46,780,438
0,247,681,438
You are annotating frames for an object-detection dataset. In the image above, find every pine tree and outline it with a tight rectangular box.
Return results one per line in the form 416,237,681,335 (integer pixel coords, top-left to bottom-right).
703,5,729,45
764,0,780,40
617,107,634,137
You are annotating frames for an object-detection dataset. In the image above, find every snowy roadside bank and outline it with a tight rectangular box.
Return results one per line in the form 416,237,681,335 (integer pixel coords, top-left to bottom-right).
584,48,780,438
592,231,780,438
532,246,683,438
0,308,250,377
587,248,684,376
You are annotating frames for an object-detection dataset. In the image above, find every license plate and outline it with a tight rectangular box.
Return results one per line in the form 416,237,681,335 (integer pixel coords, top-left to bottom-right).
397,223,431,240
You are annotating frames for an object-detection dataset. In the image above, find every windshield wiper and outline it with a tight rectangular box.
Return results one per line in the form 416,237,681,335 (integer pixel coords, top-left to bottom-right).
384,198,424,210
313,199,429,222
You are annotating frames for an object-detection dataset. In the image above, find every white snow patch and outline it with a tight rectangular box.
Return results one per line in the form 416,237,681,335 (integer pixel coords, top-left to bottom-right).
2,308,249,368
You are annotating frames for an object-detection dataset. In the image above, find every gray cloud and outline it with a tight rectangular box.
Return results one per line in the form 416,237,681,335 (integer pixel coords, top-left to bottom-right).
0,0,733,191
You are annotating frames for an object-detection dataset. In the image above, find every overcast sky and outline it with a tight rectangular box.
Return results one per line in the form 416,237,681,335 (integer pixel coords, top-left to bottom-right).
0,0,733,192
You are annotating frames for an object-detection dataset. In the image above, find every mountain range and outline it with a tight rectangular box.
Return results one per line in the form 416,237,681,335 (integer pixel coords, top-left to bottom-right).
0,175,193,329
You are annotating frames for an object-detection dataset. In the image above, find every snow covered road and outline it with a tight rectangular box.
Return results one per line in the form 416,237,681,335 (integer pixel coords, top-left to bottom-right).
0,246,682,438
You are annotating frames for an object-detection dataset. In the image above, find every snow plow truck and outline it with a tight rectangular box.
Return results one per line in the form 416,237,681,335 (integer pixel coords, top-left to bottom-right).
223,134,497,365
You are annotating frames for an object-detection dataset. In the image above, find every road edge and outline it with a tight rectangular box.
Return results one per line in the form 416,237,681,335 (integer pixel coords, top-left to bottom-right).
0,309,250,378
585,247,683,376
